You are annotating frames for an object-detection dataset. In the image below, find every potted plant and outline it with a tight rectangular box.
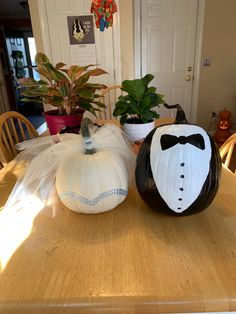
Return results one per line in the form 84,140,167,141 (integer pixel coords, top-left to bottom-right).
113,74,165,142
11,50,26,79
18,52,107,134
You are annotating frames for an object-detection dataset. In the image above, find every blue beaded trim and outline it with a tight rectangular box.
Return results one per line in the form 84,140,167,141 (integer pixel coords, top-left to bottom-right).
59,189,127,206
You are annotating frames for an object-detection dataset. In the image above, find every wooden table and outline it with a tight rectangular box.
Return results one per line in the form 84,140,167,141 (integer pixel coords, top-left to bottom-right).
0,128,236,313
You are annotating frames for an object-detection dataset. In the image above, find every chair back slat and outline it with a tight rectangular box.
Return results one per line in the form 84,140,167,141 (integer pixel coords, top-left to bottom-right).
224,143,234,168
0,111,39,165
2,130,14,160
10,117,20,143
26,124,33,139
17,119,27,141
4,121,17,156
98,85,122,120
219,133,236,173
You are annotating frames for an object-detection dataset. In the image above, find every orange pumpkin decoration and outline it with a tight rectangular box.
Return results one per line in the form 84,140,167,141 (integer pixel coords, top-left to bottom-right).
214,108,231,144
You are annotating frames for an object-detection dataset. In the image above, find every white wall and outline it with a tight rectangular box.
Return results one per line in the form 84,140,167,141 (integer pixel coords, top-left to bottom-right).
28,0,52,58
197,0,236,130
119,0,134,80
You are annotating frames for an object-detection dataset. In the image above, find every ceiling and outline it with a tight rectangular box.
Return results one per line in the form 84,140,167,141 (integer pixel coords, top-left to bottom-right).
0,0,30,19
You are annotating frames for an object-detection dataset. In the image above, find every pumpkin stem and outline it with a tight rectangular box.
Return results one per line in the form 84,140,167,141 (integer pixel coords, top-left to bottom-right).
81,118,96,154
164,103,188,124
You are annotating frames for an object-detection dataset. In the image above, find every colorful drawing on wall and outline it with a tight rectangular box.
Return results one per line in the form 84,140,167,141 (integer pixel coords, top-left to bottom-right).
67,15,95,45
90,0,117,32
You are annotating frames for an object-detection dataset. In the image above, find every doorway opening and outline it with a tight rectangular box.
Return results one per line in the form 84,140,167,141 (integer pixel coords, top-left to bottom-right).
0,1,45,131
4,27,45,129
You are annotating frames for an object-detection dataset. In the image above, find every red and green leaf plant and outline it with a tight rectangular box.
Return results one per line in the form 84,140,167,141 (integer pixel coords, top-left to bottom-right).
18,52,108,116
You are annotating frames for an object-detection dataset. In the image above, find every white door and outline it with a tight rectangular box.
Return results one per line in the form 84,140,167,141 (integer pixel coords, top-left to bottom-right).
43,0,121,87
141,0,199,120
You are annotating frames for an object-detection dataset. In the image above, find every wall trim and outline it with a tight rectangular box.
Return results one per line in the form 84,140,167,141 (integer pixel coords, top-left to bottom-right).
29,0,53,111
134,0,206,123
29,0,52,59
134,0,141,78
113,0,122,84
191,0,206,123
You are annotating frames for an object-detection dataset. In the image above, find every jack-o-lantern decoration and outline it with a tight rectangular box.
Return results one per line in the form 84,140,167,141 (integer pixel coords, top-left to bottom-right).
135,103,222,216
214,108,231,144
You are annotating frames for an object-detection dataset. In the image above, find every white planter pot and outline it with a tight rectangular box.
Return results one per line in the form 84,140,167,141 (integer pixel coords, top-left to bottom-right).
122,120,155,142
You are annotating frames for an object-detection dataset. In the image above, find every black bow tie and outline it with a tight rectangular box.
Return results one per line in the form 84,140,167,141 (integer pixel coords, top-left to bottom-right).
160,134,205,151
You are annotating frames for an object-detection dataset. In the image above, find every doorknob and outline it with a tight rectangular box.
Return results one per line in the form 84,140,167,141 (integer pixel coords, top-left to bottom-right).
187,66,192,71
185,75,192,81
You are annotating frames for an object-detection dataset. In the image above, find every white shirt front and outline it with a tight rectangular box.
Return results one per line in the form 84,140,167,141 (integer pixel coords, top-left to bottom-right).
150,124,211,213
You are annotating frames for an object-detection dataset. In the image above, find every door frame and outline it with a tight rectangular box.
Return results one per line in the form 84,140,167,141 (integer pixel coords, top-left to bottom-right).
134,0,206,123
0,48,11,113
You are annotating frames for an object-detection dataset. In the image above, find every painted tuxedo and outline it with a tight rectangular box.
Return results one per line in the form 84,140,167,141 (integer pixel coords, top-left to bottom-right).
135,104,221,216
150,124,211,213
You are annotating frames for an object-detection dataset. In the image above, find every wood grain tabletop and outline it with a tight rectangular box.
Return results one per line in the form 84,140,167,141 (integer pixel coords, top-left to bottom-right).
0,131,236,313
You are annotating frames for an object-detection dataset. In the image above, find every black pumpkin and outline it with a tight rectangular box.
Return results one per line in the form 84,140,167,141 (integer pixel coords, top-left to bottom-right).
135,103,222,216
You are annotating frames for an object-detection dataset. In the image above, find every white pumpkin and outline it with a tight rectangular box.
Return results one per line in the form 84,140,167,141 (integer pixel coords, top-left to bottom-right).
56,118,129,214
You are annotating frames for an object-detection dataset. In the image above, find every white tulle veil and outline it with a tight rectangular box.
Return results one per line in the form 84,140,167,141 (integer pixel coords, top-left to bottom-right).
2,122,135,214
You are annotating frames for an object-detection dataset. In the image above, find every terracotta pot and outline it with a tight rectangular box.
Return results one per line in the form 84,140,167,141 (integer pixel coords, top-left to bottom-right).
44,109,84,135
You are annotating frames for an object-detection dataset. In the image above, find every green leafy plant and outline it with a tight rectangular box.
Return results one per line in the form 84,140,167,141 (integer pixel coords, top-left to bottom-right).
113,74,165,124
11,50,24,59
11,50,26,79
18,52,107,116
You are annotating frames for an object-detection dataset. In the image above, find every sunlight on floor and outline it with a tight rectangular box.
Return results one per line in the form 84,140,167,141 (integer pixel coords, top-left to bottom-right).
0,195,44,271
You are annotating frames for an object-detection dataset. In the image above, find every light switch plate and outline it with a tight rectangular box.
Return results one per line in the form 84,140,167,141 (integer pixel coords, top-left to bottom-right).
202,57,211,66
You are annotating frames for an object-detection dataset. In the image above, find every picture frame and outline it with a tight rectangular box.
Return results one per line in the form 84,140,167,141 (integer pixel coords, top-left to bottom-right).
67,15,95,45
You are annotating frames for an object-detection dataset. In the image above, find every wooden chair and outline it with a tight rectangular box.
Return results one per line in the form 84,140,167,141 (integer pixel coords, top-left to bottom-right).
97,85,122,120
0,111,39,165
219,133,236,173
